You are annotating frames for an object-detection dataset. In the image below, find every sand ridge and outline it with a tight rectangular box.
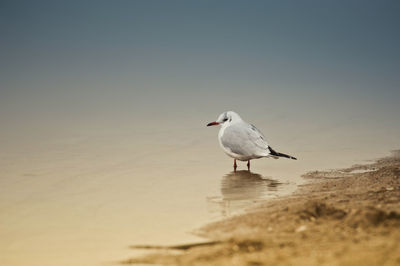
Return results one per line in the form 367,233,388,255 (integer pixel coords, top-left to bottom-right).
124,151,400,266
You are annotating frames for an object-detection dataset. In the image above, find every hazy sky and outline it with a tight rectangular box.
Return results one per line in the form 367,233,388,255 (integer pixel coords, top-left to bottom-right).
1,0,399,137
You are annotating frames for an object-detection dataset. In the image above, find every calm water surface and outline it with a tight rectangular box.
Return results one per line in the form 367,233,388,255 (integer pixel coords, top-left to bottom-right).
0,120,396,266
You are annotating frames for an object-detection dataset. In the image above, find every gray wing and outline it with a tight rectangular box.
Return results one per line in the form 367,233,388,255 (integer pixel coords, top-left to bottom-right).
221,122,270,157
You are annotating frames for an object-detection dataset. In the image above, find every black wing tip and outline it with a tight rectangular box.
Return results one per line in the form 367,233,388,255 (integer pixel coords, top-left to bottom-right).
268,147,297,160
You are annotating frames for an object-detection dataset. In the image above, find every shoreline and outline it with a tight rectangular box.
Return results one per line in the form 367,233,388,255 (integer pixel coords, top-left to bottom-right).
123,151,400,265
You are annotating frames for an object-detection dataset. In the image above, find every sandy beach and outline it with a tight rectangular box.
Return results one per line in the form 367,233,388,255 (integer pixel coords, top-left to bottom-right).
125,151,400,266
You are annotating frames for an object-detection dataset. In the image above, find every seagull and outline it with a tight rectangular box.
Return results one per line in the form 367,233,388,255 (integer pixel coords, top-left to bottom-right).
207,111,297,171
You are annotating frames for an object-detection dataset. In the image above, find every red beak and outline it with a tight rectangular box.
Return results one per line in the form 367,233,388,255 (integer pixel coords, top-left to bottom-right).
207,121,219,126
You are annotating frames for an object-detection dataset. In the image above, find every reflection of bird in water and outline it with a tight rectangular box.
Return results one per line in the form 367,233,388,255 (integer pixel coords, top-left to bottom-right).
208,170,283,217
221,170,281,201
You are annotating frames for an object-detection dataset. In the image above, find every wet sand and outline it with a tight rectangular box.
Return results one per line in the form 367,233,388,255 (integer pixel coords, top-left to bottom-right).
124,151,400,266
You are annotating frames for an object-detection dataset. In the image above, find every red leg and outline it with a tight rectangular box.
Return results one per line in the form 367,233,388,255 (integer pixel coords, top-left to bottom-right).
233,159,237,171
247,160,250,170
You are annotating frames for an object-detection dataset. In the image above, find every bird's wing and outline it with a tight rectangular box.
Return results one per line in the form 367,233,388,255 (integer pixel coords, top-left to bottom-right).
248,123,270,149
221,122,270,157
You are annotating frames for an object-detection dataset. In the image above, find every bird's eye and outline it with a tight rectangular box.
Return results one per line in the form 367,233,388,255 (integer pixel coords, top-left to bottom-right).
223,118,228,122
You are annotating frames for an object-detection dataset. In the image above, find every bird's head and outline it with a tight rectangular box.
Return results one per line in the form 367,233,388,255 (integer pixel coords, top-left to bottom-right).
207,111,242,127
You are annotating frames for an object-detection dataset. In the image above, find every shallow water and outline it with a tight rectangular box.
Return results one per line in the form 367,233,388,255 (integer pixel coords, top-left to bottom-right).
207,170,293,217
0,119,398,266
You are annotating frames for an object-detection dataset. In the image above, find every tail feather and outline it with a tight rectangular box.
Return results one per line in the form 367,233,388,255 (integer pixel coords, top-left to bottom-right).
268,147,297,160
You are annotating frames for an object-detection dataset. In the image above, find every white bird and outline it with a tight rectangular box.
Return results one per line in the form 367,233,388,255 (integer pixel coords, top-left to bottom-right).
207,111,296,170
